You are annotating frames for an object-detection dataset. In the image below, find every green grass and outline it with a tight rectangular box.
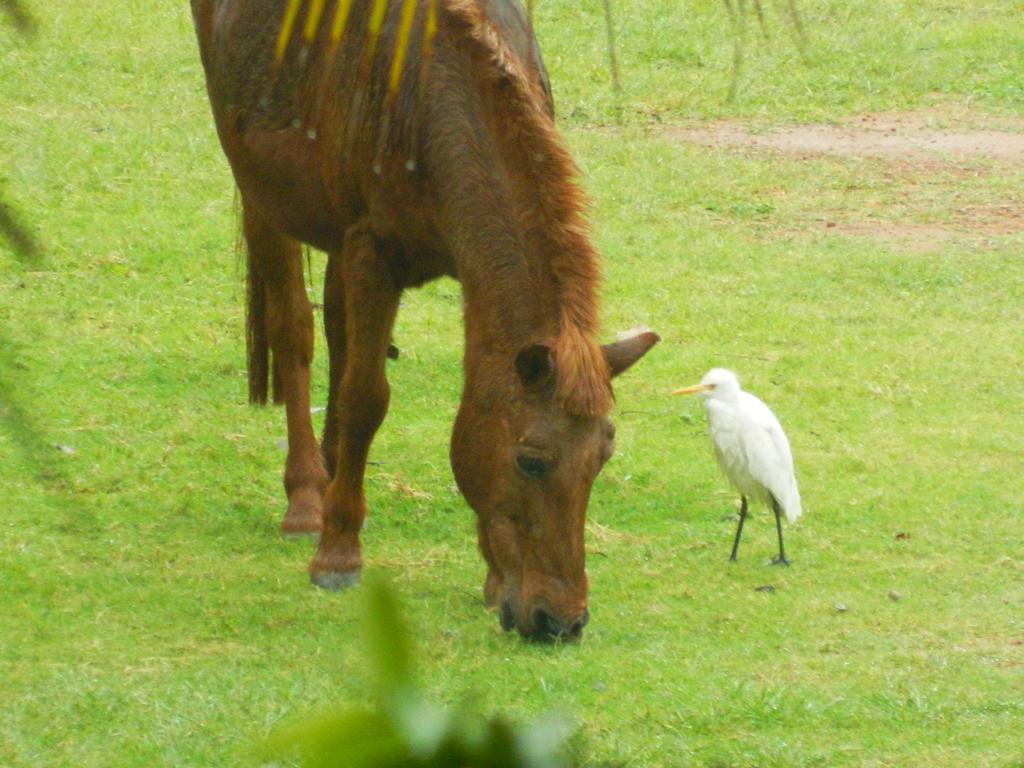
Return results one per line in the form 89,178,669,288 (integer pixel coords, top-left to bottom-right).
541,0,1024,123
2,1,1023,766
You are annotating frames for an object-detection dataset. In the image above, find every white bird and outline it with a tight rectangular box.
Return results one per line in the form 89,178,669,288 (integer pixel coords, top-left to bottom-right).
673,368,802,565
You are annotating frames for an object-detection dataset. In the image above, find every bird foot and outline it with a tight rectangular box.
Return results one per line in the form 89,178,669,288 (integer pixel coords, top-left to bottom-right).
770,556,791,567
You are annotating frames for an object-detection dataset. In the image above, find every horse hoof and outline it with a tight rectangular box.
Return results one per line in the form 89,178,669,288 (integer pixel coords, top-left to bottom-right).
310,569,361,591
281,529,321,543
280,500,324,538
280,517,323,537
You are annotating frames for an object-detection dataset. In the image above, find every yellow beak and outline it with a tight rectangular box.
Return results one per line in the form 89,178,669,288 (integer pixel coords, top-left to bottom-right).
672,383,713,396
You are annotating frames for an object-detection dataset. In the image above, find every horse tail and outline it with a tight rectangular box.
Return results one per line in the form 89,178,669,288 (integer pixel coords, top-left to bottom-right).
244,233,271,405
238,193,282,406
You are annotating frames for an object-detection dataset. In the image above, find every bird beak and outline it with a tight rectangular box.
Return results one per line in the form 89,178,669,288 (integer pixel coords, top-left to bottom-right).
672,383,713,396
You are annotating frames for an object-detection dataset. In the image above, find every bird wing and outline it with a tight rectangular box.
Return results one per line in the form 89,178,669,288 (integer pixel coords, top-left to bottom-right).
735,392,802,522
705,402,753,493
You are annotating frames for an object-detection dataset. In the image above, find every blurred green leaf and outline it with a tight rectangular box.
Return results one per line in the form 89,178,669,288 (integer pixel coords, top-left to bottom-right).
392,696,450,760
363,576,415,701
515,715,575,768
264,579,582,767
0,0,36,35
0,197,41,262
265,709,407,768
2,4,41,262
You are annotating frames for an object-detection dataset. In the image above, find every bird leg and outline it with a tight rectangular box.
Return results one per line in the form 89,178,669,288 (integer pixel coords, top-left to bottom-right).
771,497,790,566
729,496,748,562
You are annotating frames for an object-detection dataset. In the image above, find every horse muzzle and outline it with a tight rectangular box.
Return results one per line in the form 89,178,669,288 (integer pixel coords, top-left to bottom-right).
500,600,589,642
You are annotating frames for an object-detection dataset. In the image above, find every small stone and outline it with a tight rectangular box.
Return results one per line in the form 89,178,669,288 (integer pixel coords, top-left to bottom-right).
834,603,848,613
888,590,902,601
54,444,76,456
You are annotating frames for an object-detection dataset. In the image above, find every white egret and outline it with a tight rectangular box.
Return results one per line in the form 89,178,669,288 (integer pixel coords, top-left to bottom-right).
673,368,802,565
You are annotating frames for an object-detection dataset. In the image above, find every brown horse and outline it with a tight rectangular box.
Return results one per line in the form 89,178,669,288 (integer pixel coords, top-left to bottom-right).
190,0,658,640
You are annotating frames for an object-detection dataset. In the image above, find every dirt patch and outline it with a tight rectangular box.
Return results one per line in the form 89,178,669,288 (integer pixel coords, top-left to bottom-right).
950,203,1024,237
672,109,1024,165
816,201,1024,245
819,221,955,254
671,109,1024,249
810,202,1024,253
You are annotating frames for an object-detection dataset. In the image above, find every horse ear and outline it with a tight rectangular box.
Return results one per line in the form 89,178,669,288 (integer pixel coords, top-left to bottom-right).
603,329,660,378
515,343,555,390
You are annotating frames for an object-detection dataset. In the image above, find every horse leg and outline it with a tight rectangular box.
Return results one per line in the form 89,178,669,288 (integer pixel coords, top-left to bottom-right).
242,205,328,536
321,249,345,477
323,249,400,476
310,221,400,589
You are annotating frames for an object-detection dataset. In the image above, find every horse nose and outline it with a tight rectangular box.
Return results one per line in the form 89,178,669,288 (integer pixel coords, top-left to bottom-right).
499,600,516,632
531,607,589,642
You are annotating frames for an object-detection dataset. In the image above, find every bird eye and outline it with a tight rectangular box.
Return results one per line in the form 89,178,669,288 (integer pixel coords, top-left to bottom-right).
515,455,548,480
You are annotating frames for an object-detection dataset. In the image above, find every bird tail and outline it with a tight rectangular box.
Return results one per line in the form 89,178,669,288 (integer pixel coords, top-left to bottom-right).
780,481,802,523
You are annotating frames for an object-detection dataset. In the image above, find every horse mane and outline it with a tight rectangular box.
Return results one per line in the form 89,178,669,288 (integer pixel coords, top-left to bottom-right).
442,0,613,417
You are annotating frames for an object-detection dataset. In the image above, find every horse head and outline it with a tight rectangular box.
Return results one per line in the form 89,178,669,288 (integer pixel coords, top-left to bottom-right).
451,330,659,641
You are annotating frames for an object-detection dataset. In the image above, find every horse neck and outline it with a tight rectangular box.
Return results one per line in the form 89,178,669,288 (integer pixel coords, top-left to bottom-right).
431,133,610,415
424,4,612,415
445,183,561,358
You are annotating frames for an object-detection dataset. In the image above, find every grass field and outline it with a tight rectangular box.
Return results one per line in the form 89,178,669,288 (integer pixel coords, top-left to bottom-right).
2,1,1023,766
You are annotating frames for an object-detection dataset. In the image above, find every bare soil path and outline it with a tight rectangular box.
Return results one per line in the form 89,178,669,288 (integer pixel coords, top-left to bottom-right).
672,109,1024,165
670,108,1024,250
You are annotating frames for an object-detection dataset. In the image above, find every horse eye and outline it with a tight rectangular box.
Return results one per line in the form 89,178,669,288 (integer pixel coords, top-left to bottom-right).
515,455,548,480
